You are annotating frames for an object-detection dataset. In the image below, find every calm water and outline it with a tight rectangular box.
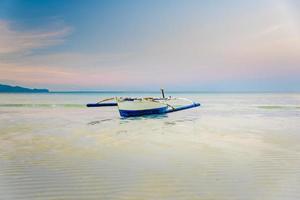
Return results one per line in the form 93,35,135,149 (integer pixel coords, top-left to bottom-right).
0,93,300,200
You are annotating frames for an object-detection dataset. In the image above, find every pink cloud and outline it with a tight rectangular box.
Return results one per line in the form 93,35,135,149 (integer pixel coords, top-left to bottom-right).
0,20,71,54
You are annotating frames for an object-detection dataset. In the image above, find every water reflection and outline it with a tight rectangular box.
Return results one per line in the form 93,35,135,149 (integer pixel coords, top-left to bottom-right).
121,113,169,121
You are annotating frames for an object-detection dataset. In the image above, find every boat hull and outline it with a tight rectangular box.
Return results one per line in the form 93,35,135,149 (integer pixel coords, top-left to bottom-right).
117,99,168,117
119,106,168,117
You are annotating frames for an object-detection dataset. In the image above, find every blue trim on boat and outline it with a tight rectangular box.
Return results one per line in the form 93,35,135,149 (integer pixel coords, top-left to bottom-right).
119,103,200,117
119,106,168,117
166,102,200,113
86,103,118,107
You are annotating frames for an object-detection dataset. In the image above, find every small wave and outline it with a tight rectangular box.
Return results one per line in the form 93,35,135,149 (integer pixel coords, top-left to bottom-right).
0,104,85,108
88,119,113,125
257,105,300,110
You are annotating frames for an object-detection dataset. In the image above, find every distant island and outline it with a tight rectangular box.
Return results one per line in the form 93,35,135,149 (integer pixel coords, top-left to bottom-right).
0,84,49,93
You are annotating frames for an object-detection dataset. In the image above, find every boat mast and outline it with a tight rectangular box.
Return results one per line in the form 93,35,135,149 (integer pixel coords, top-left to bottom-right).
160,88,165,98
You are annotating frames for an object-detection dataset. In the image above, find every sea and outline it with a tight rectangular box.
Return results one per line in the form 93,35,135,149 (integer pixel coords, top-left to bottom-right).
0,92,299,200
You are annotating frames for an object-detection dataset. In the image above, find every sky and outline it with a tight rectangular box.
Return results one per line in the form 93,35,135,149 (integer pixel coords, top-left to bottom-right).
0,0,299,91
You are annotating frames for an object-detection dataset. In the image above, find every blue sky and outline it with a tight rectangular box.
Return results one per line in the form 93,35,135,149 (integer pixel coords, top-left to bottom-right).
0,0,299,91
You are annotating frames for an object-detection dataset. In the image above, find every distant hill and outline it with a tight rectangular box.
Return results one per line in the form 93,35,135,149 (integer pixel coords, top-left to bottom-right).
0,84,49,93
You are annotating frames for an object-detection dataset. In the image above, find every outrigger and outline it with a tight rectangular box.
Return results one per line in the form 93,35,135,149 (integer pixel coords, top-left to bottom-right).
87,89,200,117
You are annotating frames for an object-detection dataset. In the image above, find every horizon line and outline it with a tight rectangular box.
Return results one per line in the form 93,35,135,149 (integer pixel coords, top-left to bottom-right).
48,90,300,93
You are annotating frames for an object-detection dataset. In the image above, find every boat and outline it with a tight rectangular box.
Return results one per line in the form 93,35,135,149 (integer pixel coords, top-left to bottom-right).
86,89,200,117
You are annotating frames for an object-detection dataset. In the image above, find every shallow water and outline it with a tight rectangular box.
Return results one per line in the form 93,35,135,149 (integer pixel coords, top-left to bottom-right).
0,93,300,200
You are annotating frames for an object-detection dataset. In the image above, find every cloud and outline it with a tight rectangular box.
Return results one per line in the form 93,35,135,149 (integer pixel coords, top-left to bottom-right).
14,52,133,70
0,20,71,54
0,51,135,90
0,62,129,90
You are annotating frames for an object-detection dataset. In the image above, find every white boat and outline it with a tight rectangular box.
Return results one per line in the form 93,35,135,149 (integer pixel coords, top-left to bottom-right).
87,89,200,117
116,97,168,117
